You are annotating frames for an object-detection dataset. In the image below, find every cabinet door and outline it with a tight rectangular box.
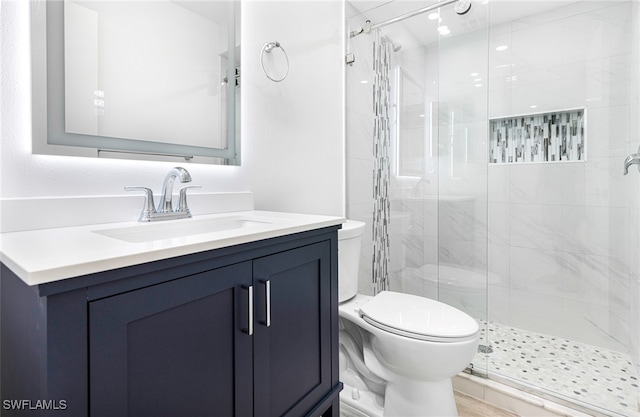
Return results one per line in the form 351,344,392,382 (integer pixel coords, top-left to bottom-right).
89,261,253,417
253,241,332,417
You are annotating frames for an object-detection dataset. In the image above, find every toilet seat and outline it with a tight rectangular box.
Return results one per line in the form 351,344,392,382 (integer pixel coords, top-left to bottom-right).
359,291,479,343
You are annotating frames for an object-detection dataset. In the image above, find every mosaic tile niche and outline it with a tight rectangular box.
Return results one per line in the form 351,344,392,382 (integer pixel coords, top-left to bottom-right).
489,109,586,164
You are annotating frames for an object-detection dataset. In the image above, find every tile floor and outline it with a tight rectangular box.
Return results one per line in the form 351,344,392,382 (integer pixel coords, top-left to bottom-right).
473,322,639,417
340,392,516,417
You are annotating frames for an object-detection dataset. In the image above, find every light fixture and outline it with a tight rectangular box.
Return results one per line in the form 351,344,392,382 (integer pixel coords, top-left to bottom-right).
496,45,509,52
428,12,439,20
437,25,450,35
470,72,479,76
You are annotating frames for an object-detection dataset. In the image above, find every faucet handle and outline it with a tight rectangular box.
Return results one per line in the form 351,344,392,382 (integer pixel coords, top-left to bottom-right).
623,145,640,175
125,186,157,221
177,185,201,214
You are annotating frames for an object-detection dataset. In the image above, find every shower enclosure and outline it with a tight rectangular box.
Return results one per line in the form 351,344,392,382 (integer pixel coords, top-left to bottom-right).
345,0,640,415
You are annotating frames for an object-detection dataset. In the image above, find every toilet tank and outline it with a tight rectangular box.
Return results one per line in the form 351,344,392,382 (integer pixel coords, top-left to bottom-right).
338,220,366,302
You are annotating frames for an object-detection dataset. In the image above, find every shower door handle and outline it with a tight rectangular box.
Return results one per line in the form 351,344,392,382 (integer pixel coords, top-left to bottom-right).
623,145,640,175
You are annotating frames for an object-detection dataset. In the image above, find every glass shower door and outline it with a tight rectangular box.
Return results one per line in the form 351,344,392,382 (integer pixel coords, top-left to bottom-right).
345,0,492,379
432,5,491,376
346,0,639,414
484,1,640,415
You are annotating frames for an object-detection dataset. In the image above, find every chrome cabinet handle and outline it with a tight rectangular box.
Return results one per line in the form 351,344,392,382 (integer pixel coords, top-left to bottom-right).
243,285,253,336
261,280,271,327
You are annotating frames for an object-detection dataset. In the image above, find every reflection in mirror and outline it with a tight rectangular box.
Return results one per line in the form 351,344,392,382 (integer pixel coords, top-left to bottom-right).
396,68,425,177
31,0,240,165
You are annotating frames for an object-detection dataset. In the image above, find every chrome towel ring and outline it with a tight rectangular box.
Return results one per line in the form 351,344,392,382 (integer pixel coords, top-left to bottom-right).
260,41,289,82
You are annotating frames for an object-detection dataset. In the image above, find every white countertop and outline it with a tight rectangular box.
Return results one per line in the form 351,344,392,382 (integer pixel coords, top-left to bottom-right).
0,210,345,286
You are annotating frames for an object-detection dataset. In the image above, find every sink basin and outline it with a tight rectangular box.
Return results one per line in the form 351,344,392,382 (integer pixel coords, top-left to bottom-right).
93,215,272,243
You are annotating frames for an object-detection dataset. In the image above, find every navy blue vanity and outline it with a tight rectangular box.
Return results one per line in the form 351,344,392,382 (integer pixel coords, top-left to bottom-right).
1,225,342,417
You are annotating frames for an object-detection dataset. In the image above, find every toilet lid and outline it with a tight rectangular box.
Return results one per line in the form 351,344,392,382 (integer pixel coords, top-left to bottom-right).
359,291,479,342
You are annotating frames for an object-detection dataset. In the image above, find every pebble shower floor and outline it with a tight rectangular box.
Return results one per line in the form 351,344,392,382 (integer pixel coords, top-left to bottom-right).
473,322,639,416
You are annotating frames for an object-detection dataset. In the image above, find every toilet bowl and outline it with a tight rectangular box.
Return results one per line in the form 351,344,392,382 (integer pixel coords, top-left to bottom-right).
338,220,480,417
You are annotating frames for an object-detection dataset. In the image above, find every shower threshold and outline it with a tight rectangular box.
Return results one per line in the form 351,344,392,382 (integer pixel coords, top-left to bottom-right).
472,322,639,417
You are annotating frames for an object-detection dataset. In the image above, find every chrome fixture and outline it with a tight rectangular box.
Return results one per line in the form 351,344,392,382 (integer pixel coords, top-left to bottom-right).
260,41,289,82
126,167,201,222
345,53,356,66
349,0,472,38
623,146,640,175
222,66,241,87
160,167,192,212
454,0,472,15
350,20,372,38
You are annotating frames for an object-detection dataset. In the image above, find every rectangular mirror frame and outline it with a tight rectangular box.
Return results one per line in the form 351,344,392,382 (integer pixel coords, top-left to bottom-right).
30,1,240,165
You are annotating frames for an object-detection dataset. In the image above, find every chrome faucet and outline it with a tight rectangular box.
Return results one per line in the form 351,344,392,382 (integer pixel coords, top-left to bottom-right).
160,167,192,213
126,167,201,222
623,146,640,175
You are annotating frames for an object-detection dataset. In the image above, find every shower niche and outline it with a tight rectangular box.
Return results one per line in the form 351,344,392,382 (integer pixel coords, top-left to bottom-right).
489,108,586,164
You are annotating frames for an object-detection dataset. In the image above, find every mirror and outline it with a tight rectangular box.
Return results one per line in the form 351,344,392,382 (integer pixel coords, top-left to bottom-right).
31,0,240,165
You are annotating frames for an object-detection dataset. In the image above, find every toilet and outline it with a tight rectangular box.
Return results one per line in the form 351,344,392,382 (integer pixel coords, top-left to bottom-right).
338,220,480,417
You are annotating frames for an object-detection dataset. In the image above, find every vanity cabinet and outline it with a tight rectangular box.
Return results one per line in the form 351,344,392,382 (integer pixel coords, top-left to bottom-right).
1,227,341,417
89,261,254,417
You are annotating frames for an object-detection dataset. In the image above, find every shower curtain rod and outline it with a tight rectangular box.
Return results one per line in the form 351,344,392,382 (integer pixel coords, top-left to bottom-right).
349,0,459,38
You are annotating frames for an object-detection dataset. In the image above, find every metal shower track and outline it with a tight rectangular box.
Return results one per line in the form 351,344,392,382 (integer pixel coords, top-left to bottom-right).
349,0,468,38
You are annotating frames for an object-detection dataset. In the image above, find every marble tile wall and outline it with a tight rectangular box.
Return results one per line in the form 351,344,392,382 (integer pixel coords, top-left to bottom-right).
346,1,491,311
346,3,376,296
487,1,635,355
347,0,638,360
346,2,442,297
432,30,490,296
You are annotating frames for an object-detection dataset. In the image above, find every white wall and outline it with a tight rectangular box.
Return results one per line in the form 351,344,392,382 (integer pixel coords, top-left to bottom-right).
0,0,345,218
242,0,345,216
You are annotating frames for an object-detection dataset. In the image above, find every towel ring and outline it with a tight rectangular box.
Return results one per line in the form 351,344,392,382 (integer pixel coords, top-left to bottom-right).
260,41,289,82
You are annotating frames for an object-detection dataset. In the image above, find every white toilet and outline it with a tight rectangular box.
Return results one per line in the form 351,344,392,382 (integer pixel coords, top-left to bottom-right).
338,220,480,417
